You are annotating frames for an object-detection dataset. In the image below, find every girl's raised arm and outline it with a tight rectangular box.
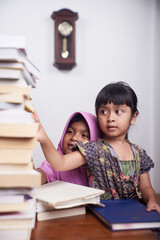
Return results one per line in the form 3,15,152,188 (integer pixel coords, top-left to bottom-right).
32,112,86,171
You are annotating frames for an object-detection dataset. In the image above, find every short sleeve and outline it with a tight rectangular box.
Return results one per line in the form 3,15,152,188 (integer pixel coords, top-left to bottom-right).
75,141,101,166
139,148,154,174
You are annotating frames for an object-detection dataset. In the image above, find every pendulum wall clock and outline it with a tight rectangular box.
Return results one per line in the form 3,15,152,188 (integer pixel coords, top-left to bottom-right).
51,9,78,70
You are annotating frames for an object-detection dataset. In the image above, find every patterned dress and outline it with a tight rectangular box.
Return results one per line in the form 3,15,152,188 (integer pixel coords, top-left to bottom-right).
75,139,154,200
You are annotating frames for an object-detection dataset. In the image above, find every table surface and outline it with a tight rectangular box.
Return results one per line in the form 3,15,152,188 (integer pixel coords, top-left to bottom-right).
31,195,160,240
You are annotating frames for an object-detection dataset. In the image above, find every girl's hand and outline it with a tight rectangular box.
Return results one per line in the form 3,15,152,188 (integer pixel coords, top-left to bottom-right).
32,111,40,123
146,199,160,214
32,111,47,143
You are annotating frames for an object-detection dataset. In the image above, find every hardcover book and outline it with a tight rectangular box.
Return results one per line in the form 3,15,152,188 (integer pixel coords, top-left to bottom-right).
88,199,160,231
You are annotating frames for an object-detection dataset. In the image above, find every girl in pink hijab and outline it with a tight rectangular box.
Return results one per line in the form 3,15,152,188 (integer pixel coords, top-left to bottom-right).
36,111,100,186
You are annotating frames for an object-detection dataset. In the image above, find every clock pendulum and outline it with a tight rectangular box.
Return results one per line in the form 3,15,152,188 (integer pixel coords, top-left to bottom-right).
58,21,73,58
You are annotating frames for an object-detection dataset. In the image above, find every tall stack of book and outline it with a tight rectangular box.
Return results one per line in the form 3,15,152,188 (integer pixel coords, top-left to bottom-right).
0,35,41,240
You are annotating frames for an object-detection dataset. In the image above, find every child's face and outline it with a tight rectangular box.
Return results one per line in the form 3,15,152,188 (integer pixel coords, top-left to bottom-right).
62,120,90,154
97,102,137,141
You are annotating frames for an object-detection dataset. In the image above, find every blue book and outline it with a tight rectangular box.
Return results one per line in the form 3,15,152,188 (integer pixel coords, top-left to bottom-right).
88,199,160,231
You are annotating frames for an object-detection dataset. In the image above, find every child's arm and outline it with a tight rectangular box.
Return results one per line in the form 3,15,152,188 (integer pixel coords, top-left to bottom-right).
139,172,160,213
32,112,86,171
36,168,47,184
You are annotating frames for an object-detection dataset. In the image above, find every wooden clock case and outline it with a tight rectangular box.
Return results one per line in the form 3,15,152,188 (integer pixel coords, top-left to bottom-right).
51,9,78,70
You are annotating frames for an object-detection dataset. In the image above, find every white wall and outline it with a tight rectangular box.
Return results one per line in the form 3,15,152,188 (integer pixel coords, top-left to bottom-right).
0,0,159,193
153,0,160,193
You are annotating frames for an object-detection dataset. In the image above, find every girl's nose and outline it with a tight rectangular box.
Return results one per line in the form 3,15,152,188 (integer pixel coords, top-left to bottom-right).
107,112,115,122
71,133,80,142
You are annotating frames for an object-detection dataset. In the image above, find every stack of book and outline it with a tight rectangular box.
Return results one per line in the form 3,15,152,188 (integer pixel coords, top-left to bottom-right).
35,180,105,221
0,35,41,240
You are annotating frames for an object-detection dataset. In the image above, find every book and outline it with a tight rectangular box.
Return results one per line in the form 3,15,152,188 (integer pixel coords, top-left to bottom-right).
0,65,37,88
35,180,105,209
36,204,86,221
0,197,36,229
0,93,25,104
0,194,32,213
0,48,39,79
22,67,36,88
0,85,31,95
0,77,28,87
0,162,33,172
0,35,39,238
0,108,35,123
0,229,32,240
88,199,160,231
0,68,22,80
0,169,41,188
0,149,33,164
24,99,35,113
0,123,38,137
0,61,25,70
0,137,37,149
0,102,24,110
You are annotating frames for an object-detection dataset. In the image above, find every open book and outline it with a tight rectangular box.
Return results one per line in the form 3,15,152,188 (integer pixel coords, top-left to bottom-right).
35,181,104,209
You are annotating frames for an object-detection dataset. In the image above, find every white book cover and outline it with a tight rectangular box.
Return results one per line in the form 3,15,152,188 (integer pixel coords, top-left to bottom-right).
35,181,105,209
0,197,36,230
0,108,34,123
0,72,29,87
0,102,24,110
0,188,35,197
0,193,33,213
0,62,24,70
0,62,37,88
0,229,32,240
0,197,36,220
0,68,22,80
36,206,86,221
0,48,39,79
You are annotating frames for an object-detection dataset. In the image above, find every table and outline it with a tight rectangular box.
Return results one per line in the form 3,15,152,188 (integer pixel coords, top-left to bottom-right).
31,208,159,240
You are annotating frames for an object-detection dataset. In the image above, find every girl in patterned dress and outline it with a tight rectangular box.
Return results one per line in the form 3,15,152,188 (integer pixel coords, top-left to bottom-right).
33,82,160,213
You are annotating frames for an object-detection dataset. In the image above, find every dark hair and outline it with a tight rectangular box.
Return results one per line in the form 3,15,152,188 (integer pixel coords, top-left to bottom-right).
95,82,138,116
68,113,86,128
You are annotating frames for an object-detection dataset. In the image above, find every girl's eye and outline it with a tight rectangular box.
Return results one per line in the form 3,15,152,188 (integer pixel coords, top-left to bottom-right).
101,110,107,114
116,110,122,114
66,129,73,134
82,134,89,139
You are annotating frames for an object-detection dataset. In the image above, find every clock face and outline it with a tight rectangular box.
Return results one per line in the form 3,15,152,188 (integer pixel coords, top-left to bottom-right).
58,21,73,36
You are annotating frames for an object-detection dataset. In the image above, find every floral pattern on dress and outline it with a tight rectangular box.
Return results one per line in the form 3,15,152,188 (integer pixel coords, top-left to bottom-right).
76,139,154,200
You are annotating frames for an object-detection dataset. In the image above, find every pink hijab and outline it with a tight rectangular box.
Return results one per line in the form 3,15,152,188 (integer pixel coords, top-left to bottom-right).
39,111,100,186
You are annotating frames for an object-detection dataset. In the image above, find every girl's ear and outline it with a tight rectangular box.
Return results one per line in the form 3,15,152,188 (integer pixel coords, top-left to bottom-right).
131,111,139,125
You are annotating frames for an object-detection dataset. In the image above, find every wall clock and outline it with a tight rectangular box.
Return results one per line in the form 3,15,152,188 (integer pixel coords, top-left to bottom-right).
51,9,78,70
